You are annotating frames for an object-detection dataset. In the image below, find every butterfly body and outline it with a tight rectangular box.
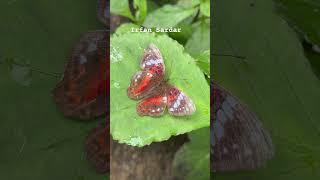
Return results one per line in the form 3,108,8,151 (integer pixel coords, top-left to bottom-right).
127,44,196,117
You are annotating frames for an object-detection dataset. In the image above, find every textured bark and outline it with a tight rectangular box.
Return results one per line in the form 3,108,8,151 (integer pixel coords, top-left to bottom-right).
110,135,188,180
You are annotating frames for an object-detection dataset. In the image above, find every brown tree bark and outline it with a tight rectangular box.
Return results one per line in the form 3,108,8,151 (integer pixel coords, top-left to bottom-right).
110,135,188,180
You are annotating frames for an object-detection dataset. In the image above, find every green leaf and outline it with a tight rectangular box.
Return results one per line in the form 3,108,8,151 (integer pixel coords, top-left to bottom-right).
177,0,200,8
114,23,141,36
193,0,201,6
272,0,320,79
0,0,106,179
303,42,320,79
196,50,210,77
111,0,134,20
134,0,147,24
200,0,210,17
110,32,210,147
143,5,197,28
146,0,160,13
213,0,320,179
185,20,210,58
173,127,210,180
273,0,320,46
168,18,194,45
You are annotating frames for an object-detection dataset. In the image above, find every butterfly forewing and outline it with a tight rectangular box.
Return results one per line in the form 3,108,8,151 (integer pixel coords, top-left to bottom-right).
140,44,165,74
211,82,274,172
127,66,165,100
52,31,109,120
127,44,165,100
85,122,110,173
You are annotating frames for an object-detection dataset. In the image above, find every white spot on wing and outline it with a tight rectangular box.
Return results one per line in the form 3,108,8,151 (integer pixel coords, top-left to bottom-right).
79,55,87,64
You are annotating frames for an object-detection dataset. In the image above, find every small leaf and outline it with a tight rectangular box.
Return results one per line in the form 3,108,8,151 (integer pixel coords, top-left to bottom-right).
274,0,320,46
185,20,210,58
110,0,134,20
110,32,210,147
196,50,210,77
168,18,194,44
143,5,197,28
146,0,159,13
177,0,200,8
200,0,210,17
273,0,320,79
134,0,147,24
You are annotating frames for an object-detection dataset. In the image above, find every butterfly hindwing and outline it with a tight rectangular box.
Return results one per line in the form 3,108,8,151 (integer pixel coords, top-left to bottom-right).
166,85,196,116
137,93,167,116
52,31,109,120
211,82,274,172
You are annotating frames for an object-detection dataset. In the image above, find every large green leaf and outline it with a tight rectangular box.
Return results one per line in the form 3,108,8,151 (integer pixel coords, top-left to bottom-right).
143,4,197,28
213,0,320,179
110,32,210,147
0,0,106,179
173,127,210,180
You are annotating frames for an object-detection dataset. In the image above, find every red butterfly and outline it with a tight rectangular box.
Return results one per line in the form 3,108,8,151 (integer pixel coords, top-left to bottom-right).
127,44,196,117
211,81,274,172
52,0,110,173
52,31,108,120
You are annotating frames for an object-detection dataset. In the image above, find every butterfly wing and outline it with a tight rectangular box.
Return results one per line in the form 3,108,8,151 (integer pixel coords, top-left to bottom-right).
136,83,168,116
211,82,274,172
166,85,196,116
97,0,110,27
140,44,165,73
127,44,165,100
85,122,110,173
52,31,109,120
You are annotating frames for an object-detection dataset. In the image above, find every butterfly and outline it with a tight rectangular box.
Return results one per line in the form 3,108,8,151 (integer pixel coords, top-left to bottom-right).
52,0,110,173
211,80,274,172
52,30,109,120
127,44,196,117
85,121,110,173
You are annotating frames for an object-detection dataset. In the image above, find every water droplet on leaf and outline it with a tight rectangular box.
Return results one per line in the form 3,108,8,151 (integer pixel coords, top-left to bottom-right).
113,82,120,88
